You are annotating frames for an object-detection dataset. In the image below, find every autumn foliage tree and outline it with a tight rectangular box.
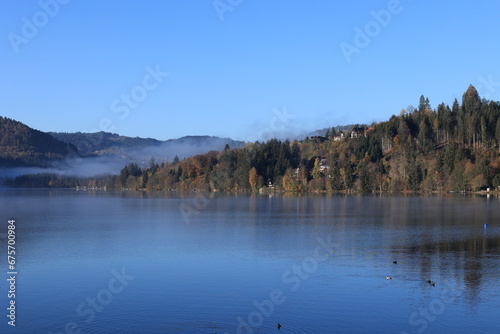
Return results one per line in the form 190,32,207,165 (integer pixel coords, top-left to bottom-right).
249,167,258,191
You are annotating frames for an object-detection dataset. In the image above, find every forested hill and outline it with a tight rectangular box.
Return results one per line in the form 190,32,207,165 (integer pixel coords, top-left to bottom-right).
0,117,73,167
49,132,246,164
49,131,162,156
8,85,500,192
0,115,245,176
91,85,500,193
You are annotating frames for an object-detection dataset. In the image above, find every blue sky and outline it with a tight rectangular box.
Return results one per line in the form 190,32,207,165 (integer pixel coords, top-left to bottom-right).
1,0,499,141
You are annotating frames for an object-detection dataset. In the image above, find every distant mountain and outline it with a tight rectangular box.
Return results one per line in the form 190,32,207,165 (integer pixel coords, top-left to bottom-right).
153,135,245,163
0,117,74,167
0,117,246,178
48,132,163,157
49,132,246,165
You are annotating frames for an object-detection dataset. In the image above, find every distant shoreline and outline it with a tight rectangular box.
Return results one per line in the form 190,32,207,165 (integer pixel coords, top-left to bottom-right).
3,186,499,198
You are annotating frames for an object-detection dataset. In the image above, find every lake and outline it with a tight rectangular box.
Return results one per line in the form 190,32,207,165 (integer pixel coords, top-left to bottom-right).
0,189,499,333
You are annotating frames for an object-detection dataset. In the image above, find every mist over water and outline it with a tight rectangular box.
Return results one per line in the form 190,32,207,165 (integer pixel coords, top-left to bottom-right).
1,135,246,178
0,156,127,178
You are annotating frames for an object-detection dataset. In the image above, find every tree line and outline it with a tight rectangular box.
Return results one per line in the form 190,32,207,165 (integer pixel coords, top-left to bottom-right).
7,86,500,193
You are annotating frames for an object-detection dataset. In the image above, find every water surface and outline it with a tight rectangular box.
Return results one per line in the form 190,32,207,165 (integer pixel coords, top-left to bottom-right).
0,190,499,333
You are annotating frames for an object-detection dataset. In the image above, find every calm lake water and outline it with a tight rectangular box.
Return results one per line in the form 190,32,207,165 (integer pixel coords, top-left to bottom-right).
0,189,499,333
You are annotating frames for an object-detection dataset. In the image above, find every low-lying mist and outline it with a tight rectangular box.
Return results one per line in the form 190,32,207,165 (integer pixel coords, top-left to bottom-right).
1,136,246,179
1,156,126,179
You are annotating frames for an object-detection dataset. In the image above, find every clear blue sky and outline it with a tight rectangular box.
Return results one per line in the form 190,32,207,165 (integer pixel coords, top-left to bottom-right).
1,0,499,141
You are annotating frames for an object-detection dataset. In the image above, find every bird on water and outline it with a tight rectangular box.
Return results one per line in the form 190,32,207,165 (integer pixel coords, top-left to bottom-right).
277,323,282,330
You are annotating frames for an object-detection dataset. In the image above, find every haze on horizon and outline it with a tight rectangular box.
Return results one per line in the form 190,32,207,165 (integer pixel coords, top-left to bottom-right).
1,1,499,142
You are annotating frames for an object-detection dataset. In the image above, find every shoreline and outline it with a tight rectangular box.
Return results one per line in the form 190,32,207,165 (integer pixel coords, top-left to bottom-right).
3,186,500,198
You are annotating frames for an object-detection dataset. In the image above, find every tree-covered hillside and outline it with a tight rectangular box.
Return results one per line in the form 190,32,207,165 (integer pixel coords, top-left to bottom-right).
105,85,500,193
49,132,245,165
0,117,74,167
8,86,500,192
49,131,162,156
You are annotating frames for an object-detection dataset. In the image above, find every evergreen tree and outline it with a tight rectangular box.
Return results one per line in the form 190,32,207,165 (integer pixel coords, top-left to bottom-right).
398,117,411,151
418,118,433,150
290,141,301,168
406,158,423,191
418,95,430,112
492,174,500,189
496,118,500,140
329,162,342,190
141,170,148,188
312,158,321,179
462,85,481,115
452,98,460,116
358,163,372,193
480,116,487,145
149,157,159,173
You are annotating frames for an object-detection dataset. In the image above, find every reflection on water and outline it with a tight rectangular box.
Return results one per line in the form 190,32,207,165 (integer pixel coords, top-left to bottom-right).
0,189,499,333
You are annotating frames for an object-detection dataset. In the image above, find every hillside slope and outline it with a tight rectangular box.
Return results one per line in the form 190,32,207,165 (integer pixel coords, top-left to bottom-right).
0,117,73,167
50,132,246,164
